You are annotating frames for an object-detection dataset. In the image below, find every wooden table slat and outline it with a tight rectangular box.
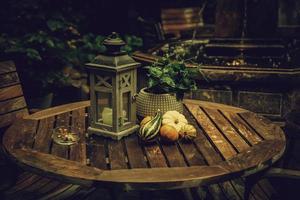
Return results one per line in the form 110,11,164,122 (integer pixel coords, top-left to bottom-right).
89,137,108,170
183,105,221,165
220,110,262,145
204,107,250,152
124,135,148,168
177,140,207,166
240,112,285,141
185,103,237,160
107,139,128,170
159,142,187,167
143,142,168,168
184,104,245,200
51,112,71,159
69,108,87,164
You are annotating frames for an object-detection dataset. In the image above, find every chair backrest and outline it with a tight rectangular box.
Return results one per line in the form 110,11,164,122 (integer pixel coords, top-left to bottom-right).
137,17,165,49
161,7,204,37
0,61,28,128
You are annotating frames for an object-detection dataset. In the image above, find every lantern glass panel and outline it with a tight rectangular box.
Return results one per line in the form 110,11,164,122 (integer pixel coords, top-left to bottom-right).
96,92,113,126
122,92,130,123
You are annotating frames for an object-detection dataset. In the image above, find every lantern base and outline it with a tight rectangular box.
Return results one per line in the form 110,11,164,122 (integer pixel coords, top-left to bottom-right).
87,125,140,140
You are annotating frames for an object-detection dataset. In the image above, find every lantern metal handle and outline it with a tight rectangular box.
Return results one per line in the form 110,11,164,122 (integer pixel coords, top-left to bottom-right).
132,93,138,102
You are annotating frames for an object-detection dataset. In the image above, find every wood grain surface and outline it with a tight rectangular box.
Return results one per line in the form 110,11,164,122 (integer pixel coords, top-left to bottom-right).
3,99,286,191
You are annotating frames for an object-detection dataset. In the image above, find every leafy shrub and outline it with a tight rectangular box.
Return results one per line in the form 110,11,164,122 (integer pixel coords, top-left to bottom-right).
0,1,142,96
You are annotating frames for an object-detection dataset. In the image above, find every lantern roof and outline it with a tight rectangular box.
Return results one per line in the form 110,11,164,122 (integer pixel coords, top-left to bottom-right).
85,32,140,72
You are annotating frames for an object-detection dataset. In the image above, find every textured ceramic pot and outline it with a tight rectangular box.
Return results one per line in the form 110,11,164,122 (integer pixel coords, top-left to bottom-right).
136,88,183,117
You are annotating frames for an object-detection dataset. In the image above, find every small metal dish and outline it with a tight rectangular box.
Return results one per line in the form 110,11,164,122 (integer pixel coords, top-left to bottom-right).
52,126,80,146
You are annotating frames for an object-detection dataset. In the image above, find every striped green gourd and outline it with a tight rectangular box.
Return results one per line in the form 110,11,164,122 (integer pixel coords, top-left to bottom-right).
138,110,162,141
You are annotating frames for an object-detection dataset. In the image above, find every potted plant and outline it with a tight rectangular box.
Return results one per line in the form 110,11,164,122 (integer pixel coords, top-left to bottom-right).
136,57,197,117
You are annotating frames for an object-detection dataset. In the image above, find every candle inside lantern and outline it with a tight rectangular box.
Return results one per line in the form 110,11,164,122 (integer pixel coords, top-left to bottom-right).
102,107,113,125
101,107,127,126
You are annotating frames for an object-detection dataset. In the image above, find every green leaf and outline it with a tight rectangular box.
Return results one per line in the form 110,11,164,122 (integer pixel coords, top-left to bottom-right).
148,78,158,88
149,66,163,78
46,39,55,47
161,76,175,88
47,20,63,31
26,48,41,60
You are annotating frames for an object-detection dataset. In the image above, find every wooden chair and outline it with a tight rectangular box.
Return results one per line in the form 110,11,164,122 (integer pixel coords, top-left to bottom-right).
244,109,300,199
0,60,96,199
137,16,166,49
161,7,204,38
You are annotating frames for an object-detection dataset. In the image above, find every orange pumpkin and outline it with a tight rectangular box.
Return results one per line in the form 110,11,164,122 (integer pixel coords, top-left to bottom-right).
160,125,179,142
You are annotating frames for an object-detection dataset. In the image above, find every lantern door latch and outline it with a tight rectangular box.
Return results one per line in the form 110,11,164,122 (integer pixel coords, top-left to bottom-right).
119,117,124,126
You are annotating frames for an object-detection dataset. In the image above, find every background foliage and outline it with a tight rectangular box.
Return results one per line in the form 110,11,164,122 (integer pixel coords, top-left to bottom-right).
0,0,142,99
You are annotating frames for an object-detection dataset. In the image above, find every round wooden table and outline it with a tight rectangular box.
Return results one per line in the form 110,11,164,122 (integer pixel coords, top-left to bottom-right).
3,99,286,192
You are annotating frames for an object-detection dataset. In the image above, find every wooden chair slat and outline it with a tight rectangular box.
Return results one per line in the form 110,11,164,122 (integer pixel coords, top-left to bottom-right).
5,174,42,194
0,84,23,101
251,184,270,200
35,181,69,198
0,61,16,75
218,181,242,200
26,101,90,120
9,178,52,199
0,108,29,128
204,184,226,200
37,184,77,200
0,96,27,115
41,184,81,200
229,179,245,199
161,7,203,36
0,72,20,88
64,187,97,200
257,179,278,198
124,135,148,168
